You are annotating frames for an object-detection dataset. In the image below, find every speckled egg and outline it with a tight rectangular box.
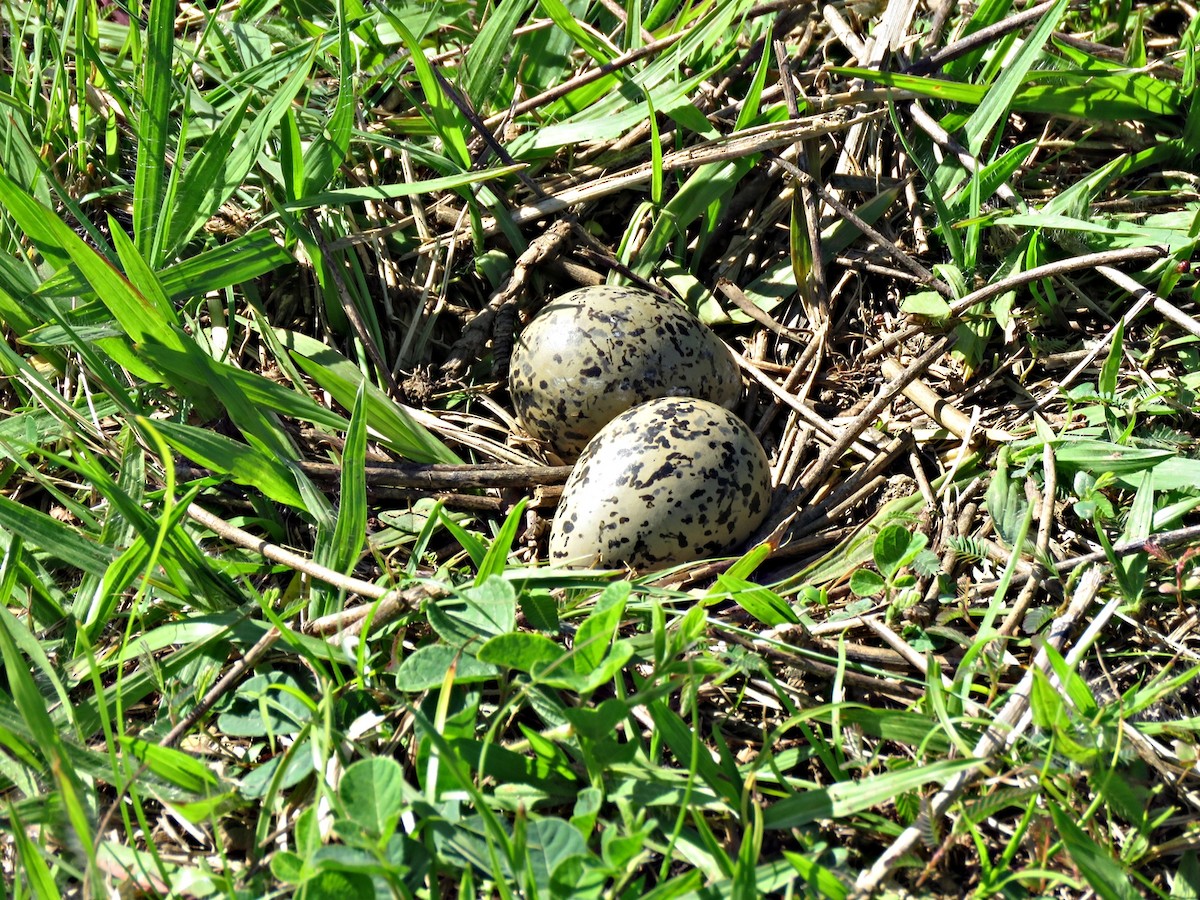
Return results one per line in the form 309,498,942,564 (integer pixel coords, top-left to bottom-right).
549,397,772,571
509,285,740,457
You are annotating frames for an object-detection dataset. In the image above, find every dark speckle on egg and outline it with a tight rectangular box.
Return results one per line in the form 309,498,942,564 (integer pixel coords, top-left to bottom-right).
549,397,772,572
509,285,741,457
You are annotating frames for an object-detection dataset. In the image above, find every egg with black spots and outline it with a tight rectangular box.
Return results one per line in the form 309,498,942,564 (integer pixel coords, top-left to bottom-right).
549,397,772,571
509,285,740,457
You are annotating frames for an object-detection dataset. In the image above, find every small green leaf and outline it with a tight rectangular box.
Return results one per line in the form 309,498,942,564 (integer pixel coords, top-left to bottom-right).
339,757,406,840
573,581,629,674
477,632,566,674
901,291,953,319
874,524,924,580
393,645,498,692
426,577,518,648
297,870,375,900
850,569,886,597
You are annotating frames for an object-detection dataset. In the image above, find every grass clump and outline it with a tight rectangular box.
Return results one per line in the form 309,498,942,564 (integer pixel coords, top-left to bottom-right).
4,0,1200,897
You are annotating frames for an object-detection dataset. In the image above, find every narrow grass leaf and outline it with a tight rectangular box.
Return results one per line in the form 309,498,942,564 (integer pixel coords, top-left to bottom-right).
285,162,524,208
763,758,977,829
1049,803,1140,900
716,575,798,627
301,11,354,197
0,171,178,349
388,17,471,169
0,493,116,575
322,382,369,577
963,0,1066,155
463,0,534,111
283,331,461,464
646,701,738,805
0,613,97,867
7,803,62,900
476,500,527,584
142,417,304,509
451,738,577,796
782,851,849,900
438,508,488,568
133,0,176,260
1116,471,1153,599
167,45,317,257
119,738,219,795
538,0,616,64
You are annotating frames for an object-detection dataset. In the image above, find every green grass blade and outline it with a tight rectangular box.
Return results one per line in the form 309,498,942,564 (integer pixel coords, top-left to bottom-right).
763,758,978,829
462,0,534,112
963,0,1066,154
7,803,63,900
166,44,317,257
301,6,354,196
283,163,524,209
476,499,527,584
387,16,470,169
133,0,176,262
0,492,117,575
538,0,616,65
1049,803,1140,900
314,382,368,613
141,417,305,509
282,331,461,464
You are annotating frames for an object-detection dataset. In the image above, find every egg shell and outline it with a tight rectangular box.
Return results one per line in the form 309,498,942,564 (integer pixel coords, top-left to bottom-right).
509,285,740,457
549,397,772,571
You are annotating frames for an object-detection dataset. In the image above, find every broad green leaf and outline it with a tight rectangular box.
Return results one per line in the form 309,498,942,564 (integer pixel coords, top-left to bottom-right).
477,632,567,674
393,645,499,691
216,672,314,738
902,291,952,319
849,569,886,598
339,757,406,840
427,577,518,648
573,580,629,674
